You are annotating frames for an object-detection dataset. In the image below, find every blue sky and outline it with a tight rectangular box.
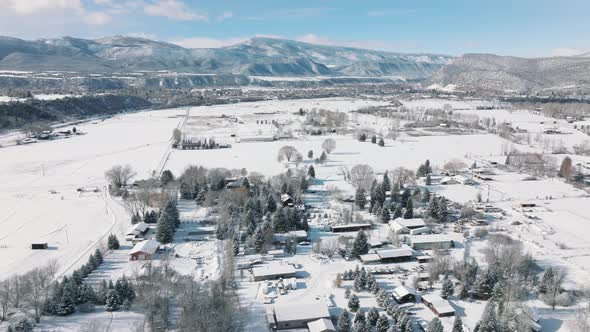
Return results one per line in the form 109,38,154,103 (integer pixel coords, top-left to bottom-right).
1,0,589,57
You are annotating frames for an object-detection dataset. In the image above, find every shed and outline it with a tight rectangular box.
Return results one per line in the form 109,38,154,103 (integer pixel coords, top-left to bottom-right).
331,223,372,233
307,318,336,332
421,294,455,317
389,218,426,233
281,194,294,207
360,253,381,264
252,264,297,281
126,222,149,237
408,234,454,250
268,301,331,330
376,245,414,263
392,285,416,303
129,239,160,261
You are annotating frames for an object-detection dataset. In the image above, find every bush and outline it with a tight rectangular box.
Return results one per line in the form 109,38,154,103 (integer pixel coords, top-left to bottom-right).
78,302,95,313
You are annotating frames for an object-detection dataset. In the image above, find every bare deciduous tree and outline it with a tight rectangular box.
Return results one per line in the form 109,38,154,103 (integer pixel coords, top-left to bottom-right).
322,138,336,154
277,146,299,163
443,159,467,175
320,237,340,258
105,164,137,188
391,167,415,188
20,262,57,323
0,280,10,321
349,164,374,191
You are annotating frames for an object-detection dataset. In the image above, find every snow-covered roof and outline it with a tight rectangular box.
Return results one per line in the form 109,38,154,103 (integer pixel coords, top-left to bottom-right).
389,218,425,231
129,239,160,255
280,193,293,202
273,301,330,323
307,318,335,332
360,253,381,262
393,285,415,299
252,264,296,279
125,222,148,236
408,234,453,245
376,245,413,259
331,223,371,231
421,294,455,315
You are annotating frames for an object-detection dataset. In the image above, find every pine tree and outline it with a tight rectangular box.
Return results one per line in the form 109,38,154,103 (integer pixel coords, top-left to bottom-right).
378,138,385,147
376,289,388,307
428,317,444,332
345,288,352,299
478,301,499,332
94,248,103,265
428,196,439,220
56,281,76,316
354,308,366,324
426,174,432,185
233,236,240,256
392,205,403,219
267,195,277,213
95,280,108,305
376,314,389,332
442,277,454,298
453,316,464,332
338,310,352,332
540,267,554,294
308,165,316,178
105,289,120,312
88,254,98,270
403,198,414,219
156,209,175,244
380,206,390,223
348,294,360,312
108,234,120,250
367,307,379,326
351,231,369,258
355,188,367,210
319,151,328,163
437,197,449,222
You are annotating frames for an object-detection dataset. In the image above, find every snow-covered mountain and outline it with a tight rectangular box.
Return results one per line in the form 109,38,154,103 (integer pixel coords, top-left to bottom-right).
0,35,450,78
430,53,590,93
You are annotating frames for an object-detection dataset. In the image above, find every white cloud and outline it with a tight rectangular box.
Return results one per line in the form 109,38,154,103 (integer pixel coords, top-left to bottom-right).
85,11,112,25
296,33,418,52
171,37,248,49
216,11,233,22
0,0,83,14
551,48,590,57
144,0,207,21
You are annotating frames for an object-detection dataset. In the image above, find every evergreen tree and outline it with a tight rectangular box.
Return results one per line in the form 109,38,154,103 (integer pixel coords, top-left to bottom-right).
338,310,352,332
477,302,499,332
160,170,174,186
355,188,367,210
348,294,360,312
442,277,454,298
381,207,390,223
351,231,369,258
105,289,120,312
156,208,175,244
308,165,316,178
233,236,240,256
426,174,432,185
371,135,377,144
427,317,444,332
308,150,313,159
94,248,103,265
378,138,385,147
367,307,379,326
108,234,120,250
319,151,328,163
375,314,389,332
267,195,277,213
452,316,464,332
56,281,76,316
345,288,352,299
437,197,449,222
88,254,98,270
428,196,440,220
422,188,431,203
95,280,108,305
392,205,403,219
403,198,414,219
354,308,366,324
540,267,554,294
162,200,180,228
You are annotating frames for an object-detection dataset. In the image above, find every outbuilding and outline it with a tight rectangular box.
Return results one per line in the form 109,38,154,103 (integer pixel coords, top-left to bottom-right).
375,245,414,263
392,285,416,303
389,218,426,234
421,294,455,317
360,253,381,264
252,264,297,281
129,239,160,261
267,301,331,330
307,318,336,332
31,242,48,250
331,223,372,233
407,234,454,250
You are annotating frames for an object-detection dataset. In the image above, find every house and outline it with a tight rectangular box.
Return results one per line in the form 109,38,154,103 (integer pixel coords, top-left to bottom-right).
416,255,433,263
407,234,454,250
307,318,336,332
368,239,384,248
453,175,475,185
331,223,372,233
125,222,149,241
392,285,416,303
389,218,426,233
129,239,160,261
31,242,48,250
225,177,250,192
280,194,294,207
409,227,430,235
375,245,414,263
267,301,331,330
421,294,455,317
268,249,287,258
252,264,297,281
